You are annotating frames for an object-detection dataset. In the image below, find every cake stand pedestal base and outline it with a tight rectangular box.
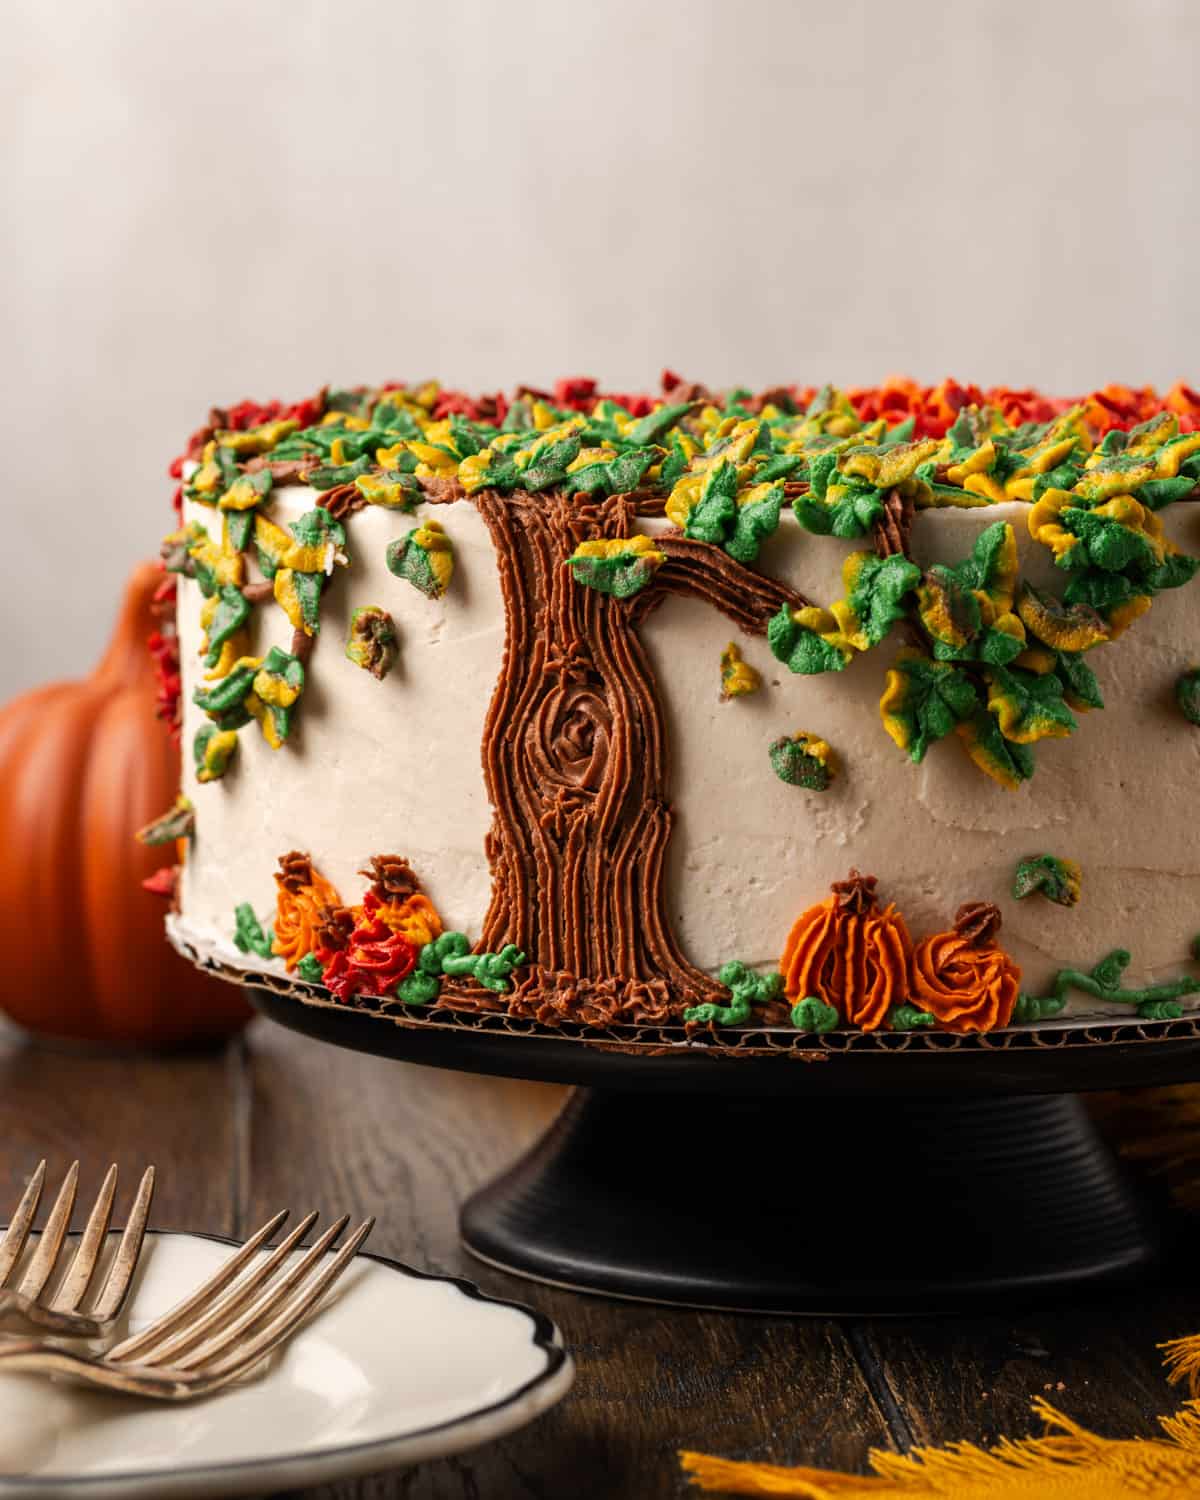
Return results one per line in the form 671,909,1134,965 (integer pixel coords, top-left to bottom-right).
462,1087,1167,1314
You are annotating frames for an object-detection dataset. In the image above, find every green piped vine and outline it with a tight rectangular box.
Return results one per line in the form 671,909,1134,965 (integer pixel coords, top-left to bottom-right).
1016,946,1200,1022
683,961,783,1026
233,902,274,960
401,931,526,1004
1177,668,1200,726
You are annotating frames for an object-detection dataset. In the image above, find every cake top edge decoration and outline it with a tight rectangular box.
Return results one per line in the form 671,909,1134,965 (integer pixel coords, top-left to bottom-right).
170,372,1200,487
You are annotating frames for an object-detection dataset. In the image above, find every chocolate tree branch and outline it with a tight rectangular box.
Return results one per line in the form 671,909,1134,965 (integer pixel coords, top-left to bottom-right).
631,534,811,633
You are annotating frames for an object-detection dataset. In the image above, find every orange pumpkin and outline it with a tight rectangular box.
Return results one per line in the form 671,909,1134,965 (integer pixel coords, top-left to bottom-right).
779,870,912,1031
909,901,1021,1033
0,562,250,1046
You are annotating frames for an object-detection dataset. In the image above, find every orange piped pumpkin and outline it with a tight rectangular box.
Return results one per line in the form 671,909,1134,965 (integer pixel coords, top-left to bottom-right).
779,870,912,1031
0,562,250,1046
909,901,1021,1033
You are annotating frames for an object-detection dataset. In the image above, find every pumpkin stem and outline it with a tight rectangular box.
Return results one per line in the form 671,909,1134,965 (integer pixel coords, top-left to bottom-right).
954,901,1003,947
830,869,879,915
276,850,317,893
359,854,423,903
313,903,356,954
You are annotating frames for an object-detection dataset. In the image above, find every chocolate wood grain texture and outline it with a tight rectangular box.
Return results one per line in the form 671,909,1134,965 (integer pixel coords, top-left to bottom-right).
6,1013,1200,1498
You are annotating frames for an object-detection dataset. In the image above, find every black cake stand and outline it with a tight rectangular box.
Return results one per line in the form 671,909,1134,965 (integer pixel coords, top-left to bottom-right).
237,964,1200,1315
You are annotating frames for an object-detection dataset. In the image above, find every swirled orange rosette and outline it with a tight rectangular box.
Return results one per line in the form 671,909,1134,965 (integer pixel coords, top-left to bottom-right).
352,855,445,948
910,902,1021,1033
271,851,343,971
360,888,444,948
779,870,912,1032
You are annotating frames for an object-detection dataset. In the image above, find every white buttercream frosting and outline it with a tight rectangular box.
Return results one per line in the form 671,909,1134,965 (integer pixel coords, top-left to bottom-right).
177,490,1200,1020
179,492,503,940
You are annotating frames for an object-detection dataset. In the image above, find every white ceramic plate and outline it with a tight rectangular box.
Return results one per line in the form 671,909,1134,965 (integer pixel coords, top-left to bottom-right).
0,1230,573,1499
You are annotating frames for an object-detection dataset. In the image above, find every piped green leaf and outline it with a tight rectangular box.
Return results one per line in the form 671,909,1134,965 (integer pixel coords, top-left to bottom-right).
843,553,921,647
1012,853,1081,906
987,665,1077,744
879,654,978,763
568,535,665,599
202,585,251,668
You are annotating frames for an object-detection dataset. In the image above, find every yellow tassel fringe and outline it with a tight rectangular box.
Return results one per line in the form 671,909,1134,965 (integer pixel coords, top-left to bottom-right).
681,1345,1200,1498
682,1092,1200,1498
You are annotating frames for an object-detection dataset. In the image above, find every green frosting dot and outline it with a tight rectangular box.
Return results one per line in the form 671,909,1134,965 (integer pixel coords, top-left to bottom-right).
790,996,840,1033
889,1004,936,1031
296,952,325,985
1138,998,1184,1021
397,970,440,1006
1176,669,1200,726
1012,993,1067,1024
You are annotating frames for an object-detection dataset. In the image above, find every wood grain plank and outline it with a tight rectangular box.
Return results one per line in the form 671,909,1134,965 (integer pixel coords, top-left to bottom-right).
238,1017,561,1266
853,1282,1200,1456
242,1019,892,1499
0,1019,238,1235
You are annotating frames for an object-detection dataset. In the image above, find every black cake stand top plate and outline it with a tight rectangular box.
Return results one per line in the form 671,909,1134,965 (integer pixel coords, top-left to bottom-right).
243,972,1200,1099
234,969,1200,1313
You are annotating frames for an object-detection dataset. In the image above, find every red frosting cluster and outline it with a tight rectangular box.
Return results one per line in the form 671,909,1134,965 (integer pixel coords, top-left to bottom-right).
840,376,1200,439
147,572,182,746
318,917,418,1003
168,391,326,478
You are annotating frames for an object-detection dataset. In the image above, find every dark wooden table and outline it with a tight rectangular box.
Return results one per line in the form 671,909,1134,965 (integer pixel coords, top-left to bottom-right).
2,1014,1198,1497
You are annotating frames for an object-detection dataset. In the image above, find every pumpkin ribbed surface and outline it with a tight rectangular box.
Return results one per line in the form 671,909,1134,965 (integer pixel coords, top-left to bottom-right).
780,894,912,1032
0,563,249,1046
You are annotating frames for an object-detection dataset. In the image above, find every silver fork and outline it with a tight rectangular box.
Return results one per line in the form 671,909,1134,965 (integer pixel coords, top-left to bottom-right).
0,1160,155,1338
0,1210,375,1399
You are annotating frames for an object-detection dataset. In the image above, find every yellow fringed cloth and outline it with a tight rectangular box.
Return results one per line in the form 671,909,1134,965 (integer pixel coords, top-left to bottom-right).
679,1085,1200,1498
680,1335,1200,1498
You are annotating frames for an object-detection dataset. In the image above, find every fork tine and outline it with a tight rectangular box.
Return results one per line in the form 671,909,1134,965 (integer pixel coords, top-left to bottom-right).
186,1219,374,1386
116,1210,321,1366
107,1208,291,1362
17,1162,78,1299
0,1160,46,1286
89,1165,155,1322
49,1164,118,1313
164,1215,353,1372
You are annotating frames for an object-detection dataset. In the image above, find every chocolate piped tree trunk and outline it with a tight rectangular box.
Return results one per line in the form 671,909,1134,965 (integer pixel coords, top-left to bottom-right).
437,489,807,1024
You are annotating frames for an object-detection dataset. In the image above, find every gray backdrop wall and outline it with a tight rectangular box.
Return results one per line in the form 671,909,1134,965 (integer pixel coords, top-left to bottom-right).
4,0,1196,701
